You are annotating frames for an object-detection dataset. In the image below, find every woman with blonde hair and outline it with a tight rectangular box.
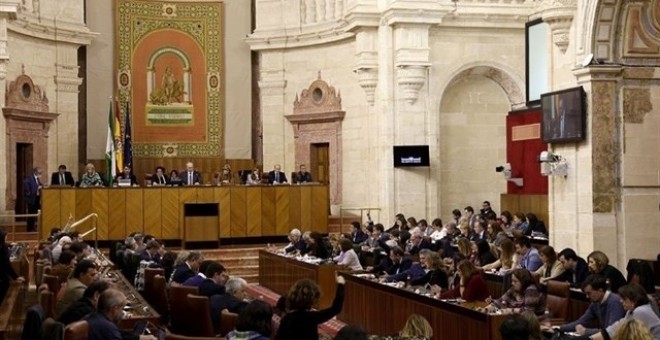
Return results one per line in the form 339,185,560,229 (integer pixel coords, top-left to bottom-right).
456,238,473,261
481,238,517,272
612,319,655,340
400,314,433,339
533,246,564,282
587,250,627,293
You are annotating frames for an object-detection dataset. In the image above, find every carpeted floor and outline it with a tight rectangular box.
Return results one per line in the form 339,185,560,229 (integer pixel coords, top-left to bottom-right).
245,284,346,337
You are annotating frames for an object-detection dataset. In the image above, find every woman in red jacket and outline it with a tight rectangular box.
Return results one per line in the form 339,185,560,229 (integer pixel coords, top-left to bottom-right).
436,260,490,301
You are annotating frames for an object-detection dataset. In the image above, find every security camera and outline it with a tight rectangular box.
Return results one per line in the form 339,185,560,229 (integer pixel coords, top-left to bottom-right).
538,151,559,163
495,163,511,172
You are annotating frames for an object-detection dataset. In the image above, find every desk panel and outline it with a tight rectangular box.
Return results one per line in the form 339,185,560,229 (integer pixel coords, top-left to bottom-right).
41,186,329,240
259,250,339,309
339,274,505,340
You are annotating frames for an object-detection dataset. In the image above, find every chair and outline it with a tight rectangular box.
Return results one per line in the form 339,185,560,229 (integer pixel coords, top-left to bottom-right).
169,285,199,335
21,304,44,340
545,280,570,325
186,294,214,337
63,320,88,340
148,275,169,322
143,268,164,301
42,274,61,299
39,288,55,318
219,310,239,337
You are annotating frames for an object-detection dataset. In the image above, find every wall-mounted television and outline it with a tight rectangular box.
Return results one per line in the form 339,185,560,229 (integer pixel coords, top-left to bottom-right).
541,86,586,143
393,145,430,167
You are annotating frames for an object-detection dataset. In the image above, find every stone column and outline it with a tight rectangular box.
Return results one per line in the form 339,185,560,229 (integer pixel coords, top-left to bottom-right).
0,2,18,214
258,51,287,171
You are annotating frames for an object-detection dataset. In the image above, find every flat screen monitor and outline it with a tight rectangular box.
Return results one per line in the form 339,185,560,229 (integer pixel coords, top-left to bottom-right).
541,86,586,143
393,145,430,167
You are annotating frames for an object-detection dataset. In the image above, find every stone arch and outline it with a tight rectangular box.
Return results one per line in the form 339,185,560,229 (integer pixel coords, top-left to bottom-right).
439,62,525,111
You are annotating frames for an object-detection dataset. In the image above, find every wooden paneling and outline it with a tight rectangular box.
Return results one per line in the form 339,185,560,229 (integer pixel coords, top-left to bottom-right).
60,189,76,225
259,251,340,309
41,185,328,241
40,189,60,239
215,188,231,238
311,186,329,232
500,194,549,231
261,188,276,236
275,187,290,235
340,274,506,340
126,189,144,233
161,189,179,239
108,190,127,240
91,189,109,239
230,187,247,237
143,189,162,238
246,189,262,237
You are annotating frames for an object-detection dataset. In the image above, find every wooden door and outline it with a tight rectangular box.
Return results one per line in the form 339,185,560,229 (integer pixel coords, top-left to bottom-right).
310,143,329,184
16,143,33,214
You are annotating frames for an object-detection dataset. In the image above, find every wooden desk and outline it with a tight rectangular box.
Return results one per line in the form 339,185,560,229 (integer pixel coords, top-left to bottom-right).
0,282,26,340
482,273,590,322
107,270,161,329
258,250,340,309
40,185,329,241
338,274,507,340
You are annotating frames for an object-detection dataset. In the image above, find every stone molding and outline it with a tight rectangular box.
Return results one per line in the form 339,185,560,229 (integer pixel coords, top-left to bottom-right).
8,14,97,45
538,0,577,54
3,71,57,210
286,73,344,204
396,64,428,104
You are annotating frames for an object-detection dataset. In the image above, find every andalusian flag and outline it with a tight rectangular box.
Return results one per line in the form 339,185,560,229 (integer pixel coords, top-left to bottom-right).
114,100,123,173
105,100,117,185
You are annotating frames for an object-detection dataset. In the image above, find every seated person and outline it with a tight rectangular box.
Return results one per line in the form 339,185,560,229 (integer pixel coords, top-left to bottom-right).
56,260,98,316
590,284,660,340
198,262,228,297
515,237,542,272
532,245,564,283
182,260,214,287
151,166,169,186
475,239,497,267
410,249,449,289
79,163,104,187
58,280,111,325
399,314,433,339
226,300,274,340
626,259,660,317
587,250,627,293
69,242,92,262
554,274,625,336
407,230,433,256
499,314,531,340
245,167,262,185
268,164,288,184
209,277,250,334
555,248,589,288
138,240,162,264
437,259,489,301
215,164,233,185
481,238,517,273
86,289,156,340
283,228,306,254
350,222,368,244
334,238,363,271
49,250,77,283
171,252,203,284
302,232,330,259
51,164,75,186
485,268,546,316
115,166,137,186
169,169,182,186
378,246,412,279
293,164,312,184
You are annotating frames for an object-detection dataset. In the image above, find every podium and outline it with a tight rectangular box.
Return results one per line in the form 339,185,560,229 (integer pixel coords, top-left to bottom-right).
183,203,219,247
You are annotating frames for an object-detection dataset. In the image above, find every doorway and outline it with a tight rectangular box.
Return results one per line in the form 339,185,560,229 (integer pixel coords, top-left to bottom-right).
16,143,33,214
310,143,329,185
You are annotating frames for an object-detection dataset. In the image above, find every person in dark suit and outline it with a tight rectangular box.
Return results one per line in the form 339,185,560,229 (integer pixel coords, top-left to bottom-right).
23,167,43,232
57,280,111,325
170,251,202,284
293,164,313,184
267,164,288,184
556,248,589,288
469,220,487,242
198,262,228,298
381,246,412,277
209,277,249,333
150,166,169,186
115,166,137,186
50,164,75,186
0,229,25,304
408,230,432,256
180,162,202,186
350,222,368,244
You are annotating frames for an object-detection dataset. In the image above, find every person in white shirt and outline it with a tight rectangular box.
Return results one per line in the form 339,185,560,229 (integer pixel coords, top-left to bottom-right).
334,238,362,271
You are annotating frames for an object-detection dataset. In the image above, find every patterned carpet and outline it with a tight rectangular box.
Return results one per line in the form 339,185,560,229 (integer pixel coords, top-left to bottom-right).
245,284,346,337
